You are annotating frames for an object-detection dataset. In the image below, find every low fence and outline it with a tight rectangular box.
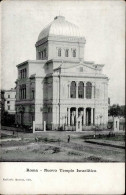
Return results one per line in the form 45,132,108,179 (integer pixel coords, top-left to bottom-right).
108,121,125,131
33,121,47,133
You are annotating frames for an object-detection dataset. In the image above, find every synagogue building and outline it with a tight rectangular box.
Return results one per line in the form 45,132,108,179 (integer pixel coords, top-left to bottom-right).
15,16,108,131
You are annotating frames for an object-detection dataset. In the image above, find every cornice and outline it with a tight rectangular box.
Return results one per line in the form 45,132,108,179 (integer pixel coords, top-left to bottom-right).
35,37,48,47
16,100,35,105
48,35,86,44
46,58,80,64
16,60,47,67
35,35,86,47
16,60,29,67
52,73,108,79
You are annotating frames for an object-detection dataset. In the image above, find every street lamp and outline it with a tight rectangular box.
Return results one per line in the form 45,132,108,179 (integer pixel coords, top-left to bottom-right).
95,116,98,127
61,115,67,130
19,105,25,128
64,115,67,130
95,116,99,137
99,114,103,126
51,122,53,131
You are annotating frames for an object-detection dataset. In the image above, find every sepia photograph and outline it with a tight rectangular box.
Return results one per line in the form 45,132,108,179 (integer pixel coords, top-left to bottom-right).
0,0,125,164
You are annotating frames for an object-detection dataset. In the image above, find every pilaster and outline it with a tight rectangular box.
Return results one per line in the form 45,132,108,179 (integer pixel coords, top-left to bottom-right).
91,108,93,125
84,82,86,99
76,81,78,98
83,107,86,125
76,107,78,120
68,107,70,126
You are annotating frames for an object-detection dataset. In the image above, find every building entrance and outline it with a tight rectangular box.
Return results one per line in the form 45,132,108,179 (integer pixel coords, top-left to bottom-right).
86,108,91,126
68,107,94,128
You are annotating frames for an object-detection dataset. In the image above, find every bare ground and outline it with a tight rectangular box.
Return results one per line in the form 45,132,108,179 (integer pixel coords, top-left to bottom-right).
0,130,125,162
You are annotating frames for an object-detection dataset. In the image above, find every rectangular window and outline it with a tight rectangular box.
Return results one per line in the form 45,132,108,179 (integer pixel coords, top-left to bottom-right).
32,90,35,99
19,87,21,99
18,70,20,78
65,49,69,57
24,87,26,99
45,49,46,57
23,69,24,78
73,49,76,57
8,105,10,110
43,49,46,57
8,95,10,98
20,68,27,79
25,68,27,78
24,69,26,78
20,85,26,99
58,48,61,57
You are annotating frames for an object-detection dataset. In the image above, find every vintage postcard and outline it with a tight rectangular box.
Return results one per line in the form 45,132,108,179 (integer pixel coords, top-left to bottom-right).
0,0,125,194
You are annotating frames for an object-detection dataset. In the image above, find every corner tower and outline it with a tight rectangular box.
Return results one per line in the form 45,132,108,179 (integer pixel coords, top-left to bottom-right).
35,16,86,61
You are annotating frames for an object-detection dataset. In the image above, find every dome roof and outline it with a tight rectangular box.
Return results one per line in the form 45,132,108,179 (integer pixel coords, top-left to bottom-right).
38,16,84,41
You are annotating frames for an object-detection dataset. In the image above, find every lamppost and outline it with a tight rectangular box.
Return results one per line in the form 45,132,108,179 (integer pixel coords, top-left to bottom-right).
95,116,99,137
61,115,67,130
64,115,67,130
99,114,103,126
19,105,24,128
40,106,43,130
51,121,53,131
95,116,98,128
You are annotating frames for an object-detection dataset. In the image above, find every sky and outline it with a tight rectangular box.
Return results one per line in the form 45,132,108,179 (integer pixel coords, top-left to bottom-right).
1,0,125,105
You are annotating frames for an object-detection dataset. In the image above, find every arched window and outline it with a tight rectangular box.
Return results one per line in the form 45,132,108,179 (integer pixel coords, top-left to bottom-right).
20,70,22,78
41,51,43,59
78,82,84,98
58,48,61,57
65,49,69,57
43,49,46,57
73,49,76,57
22,69,24,78
24,68,26,78
86,82,92,99
70,81,76,98
32,90,35,99
38,52,41,60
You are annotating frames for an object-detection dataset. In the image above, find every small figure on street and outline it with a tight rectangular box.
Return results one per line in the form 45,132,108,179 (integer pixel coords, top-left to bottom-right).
35,137,39,142
68,135,70,143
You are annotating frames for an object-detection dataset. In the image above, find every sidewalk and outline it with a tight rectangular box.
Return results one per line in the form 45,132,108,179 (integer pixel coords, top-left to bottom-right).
1,126,25,132
85,139,125,149
0,137,21,142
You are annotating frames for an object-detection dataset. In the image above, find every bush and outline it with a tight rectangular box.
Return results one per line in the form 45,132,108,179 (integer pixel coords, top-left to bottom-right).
53,147,60,153
1,112,15,126
68,151,81,156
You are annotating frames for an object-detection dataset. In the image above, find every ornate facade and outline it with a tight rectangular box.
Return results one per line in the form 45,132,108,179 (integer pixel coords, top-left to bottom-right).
15,16,108,131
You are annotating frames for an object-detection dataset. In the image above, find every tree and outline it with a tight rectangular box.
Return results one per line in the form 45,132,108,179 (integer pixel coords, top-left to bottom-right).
108,104,125,117
120,105,126,117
